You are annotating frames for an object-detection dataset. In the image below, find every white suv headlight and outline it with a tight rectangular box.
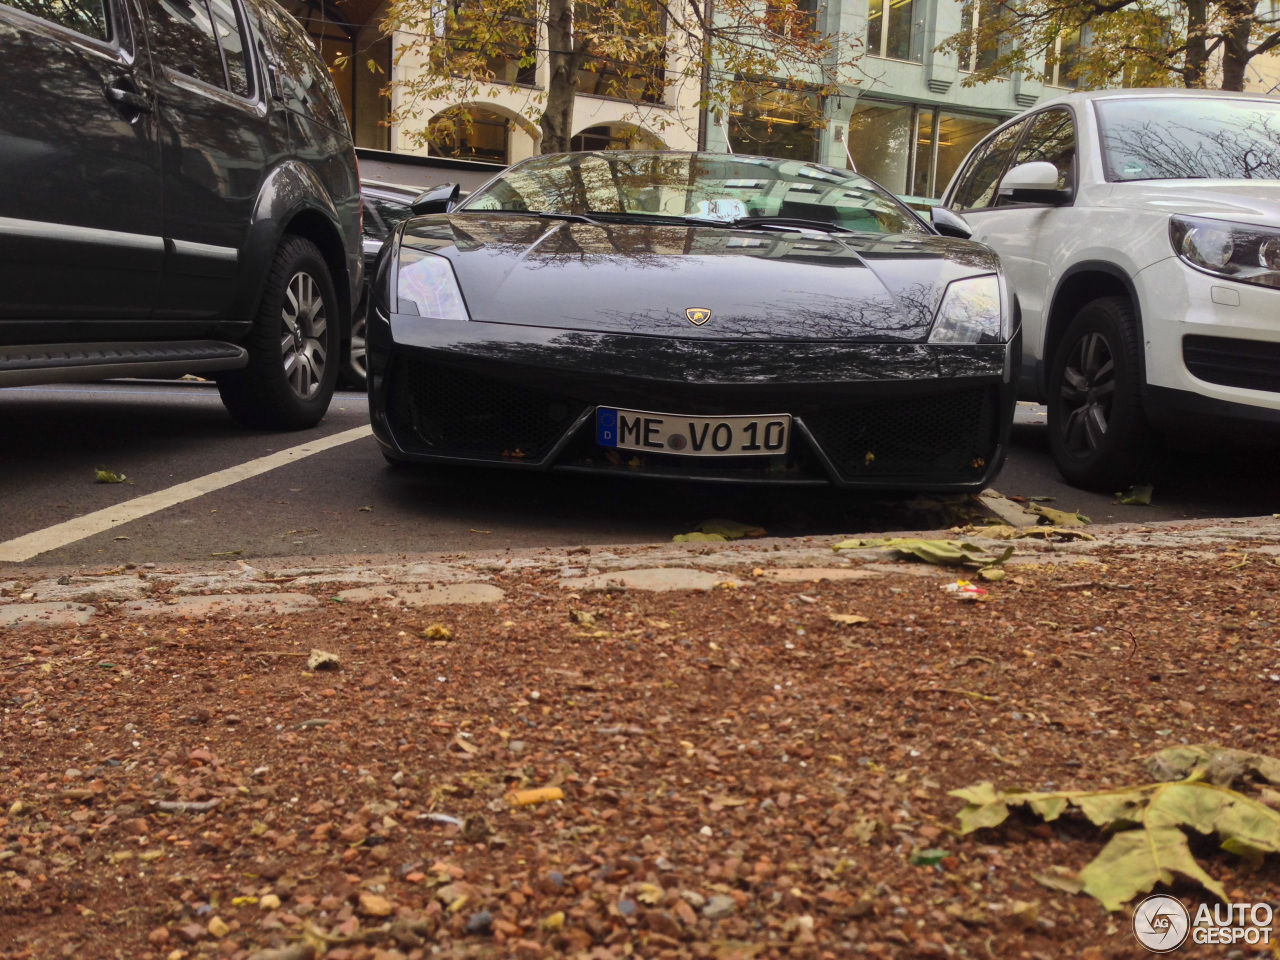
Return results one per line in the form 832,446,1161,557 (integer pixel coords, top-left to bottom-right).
928,275,1005,344
396,247,470,320
1170,215,1280,290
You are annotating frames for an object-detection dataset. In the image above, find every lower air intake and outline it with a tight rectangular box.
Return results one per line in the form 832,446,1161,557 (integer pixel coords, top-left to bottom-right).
387,356,586,461
805,387,999,482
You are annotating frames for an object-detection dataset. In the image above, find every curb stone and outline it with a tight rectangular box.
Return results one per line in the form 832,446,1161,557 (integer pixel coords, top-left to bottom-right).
3,514,1280,624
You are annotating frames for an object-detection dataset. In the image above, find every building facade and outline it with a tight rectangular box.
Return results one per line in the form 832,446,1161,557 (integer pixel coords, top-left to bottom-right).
705,0,1079,201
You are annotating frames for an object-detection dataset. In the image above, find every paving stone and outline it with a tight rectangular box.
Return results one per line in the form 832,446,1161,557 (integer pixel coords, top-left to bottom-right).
18,576,152,604
759,567,881,583
860,563,948,577
122,593,320,619
0,602,97,628
560,568,742,592
335,583,504,606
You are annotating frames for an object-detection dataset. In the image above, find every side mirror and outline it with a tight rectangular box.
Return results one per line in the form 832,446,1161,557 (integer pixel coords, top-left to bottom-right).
998,161,1071,205
410,182,460,215
931,206,973,240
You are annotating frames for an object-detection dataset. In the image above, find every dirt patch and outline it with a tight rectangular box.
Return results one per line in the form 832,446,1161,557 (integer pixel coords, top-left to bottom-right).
2,543,1280,958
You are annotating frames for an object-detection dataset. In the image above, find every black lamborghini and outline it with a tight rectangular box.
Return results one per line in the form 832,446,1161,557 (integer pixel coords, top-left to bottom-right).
366,151,1018,491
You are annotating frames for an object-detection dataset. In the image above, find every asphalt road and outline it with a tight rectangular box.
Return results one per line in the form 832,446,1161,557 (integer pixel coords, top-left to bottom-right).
2,380,1278,570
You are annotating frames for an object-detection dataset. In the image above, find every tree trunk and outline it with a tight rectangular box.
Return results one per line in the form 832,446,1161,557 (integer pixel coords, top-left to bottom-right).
541,0,584,153
1219,1,1256,90
1184,0,1208,87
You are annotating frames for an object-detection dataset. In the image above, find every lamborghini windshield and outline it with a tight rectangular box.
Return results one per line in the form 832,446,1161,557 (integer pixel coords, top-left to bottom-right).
463,151,926,235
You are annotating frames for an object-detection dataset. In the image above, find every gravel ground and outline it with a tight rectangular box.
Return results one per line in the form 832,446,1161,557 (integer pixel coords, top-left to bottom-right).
4,528,1280,960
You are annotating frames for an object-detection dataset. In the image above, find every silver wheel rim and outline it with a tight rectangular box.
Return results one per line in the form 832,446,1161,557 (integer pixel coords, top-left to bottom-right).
281,271,328,400
348,314,367,382
1059,331,1115,455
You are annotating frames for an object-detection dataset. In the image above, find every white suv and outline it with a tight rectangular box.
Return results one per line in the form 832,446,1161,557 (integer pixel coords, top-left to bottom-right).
939,89,1280,490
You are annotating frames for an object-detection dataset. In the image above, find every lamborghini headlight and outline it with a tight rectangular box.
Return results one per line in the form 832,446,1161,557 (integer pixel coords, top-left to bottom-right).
396,247,469,320
928,275,1004,344
1170,215,1280,289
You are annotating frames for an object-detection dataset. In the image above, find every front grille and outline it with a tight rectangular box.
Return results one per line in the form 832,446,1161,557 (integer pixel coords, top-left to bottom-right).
387,356,586,460
805,387,999,482
1185,335,1280,393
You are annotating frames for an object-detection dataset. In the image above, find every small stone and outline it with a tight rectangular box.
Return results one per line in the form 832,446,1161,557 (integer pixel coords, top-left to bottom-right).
307,649,341,671
703,895,736,920
508,740,526,754
542,911,565,931
359,893,394,917
207,916,230,938
465,910,493,935
147,927,170,946
681,890,706,908
260,894,282,911
63,768,83,781
618,898,637,917
122,817,149,836
175,922,206,944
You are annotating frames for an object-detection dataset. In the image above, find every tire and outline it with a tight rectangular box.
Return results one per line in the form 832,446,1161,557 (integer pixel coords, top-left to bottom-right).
1047,296,1149,490
218,236,341,430
339,297,368,391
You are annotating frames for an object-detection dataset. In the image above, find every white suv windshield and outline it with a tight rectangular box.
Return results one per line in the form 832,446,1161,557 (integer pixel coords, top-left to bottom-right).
1096,98,1280,182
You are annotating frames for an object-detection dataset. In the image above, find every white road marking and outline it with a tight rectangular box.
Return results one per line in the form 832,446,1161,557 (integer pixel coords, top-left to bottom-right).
0,425,374,563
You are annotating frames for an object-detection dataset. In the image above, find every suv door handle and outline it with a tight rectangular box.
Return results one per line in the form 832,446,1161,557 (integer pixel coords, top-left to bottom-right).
105,79,152,113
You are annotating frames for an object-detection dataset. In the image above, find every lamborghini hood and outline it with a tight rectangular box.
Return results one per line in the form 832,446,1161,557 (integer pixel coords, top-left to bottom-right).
398,214,1003,342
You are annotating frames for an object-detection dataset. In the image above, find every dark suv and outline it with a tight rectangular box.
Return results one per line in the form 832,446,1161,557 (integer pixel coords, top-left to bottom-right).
0,0,361,429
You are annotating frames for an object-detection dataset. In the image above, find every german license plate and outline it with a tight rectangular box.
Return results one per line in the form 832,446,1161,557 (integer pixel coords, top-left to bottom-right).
596,407,791,457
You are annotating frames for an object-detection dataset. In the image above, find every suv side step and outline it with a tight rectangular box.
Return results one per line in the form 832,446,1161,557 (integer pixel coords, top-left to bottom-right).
0,341,248,387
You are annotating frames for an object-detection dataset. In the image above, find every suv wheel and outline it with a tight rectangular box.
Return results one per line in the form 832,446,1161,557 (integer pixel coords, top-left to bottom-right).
1047,296,1149,490
339,306,368,391
218,236,340,430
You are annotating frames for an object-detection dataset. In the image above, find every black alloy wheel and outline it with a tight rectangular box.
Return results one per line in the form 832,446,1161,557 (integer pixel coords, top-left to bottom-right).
218,236,341,430
340,304,368,390
1047,296,1149,490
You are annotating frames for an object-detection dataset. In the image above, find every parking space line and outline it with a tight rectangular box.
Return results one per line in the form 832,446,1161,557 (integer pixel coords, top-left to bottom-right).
0,425,373,563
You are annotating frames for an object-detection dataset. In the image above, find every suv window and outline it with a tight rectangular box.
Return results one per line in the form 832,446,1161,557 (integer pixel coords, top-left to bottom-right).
6,0,110,40
146,0,228,88
951,120,1026,211
257,1,349,133
1010,108,1075,193
208,0,252,97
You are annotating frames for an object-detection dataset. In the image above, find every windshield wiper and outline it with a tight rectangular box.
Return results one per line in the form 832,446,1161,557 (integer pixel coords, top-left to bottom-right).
535,211,603,225
720,216,855,235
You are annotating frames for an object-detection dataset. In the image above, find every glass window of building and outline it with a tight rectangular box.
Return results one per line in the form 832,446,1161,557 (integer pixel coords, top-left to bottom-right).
846,100,915,194
847,99,1004,200
765,0,816,38
958,0,1006,74
729,87,820,161
866,0,923,62
1047,27,1082,87
427,106,510,163
576,0,665,103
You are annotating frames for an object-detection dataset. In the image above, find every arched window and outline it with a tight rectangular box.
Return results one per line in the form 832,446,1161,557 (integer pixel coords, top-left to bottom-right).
427,107,511,163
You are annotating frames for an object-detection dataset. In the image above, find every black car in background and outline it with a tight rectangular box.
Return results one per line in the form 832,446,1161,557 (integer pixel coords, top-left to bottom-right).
0,0,361,429
343,180,421,390
369,152,1019,492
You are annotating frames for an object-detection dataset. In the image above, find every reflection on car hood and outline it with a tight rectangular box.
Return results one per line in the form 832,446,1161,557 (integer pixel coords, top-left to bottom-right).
1109,180,1280,227
398,214,1001,342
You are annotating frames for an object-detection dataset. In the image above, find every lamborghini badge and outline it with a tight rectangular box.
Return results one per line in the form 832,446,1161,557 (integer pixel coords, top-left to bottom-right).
685,307,712,325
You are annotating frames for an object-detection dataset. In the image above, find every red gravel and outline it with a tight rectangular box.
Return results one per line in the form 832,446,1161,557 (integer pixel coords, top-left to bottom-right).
3,544,1280,959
